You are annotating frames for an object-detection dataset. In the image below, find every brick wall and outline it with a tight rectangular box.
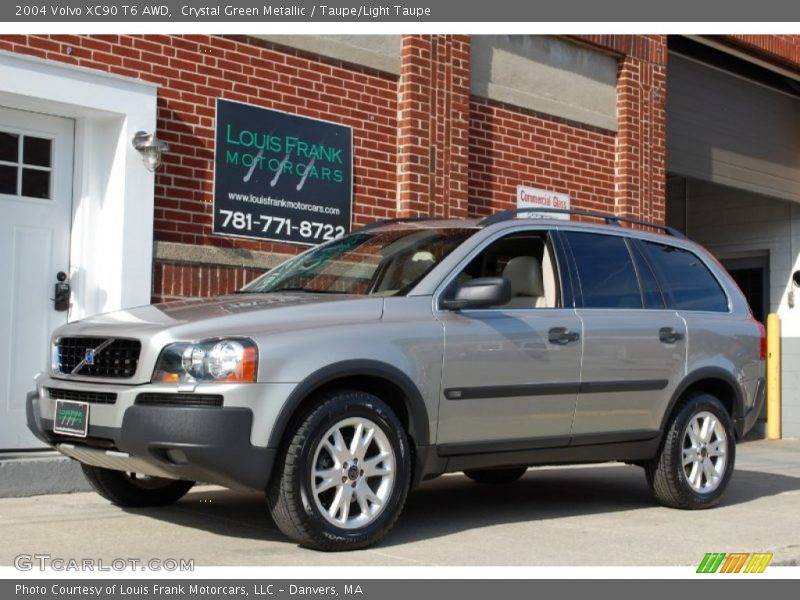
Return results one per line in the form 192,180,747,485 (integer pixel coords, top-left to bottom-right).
152,262,263,303
614,38,668,224
397,35,471,218
720,35,800,71
468,98,616,216
470,35,668,224
0,33,711,301
0,34,398,299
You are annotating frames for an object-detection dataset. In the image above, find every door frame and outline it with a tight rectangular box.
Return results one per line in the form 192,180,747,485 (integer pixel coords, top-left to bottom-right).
0,50,158,321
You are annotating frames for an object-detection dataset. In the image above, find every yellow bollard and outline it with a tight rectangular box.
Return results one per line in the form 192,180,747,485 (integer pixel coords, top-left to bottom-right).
766,313,781,440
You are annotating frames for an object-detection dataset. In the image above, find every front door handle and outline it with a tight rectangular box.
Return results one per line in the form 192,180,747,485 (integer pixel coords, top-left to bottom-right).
548,327,580,345
659,327,683,344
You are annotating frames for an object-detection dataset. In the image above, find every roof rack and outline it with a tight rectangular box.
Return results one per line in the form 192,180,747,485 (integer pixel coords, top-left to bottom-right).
478,207,686,238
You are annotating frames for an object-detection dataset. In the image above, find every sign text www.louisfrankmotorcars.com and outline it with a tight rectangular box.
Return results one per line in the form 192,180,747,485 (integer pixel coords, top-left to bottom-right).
213,98,353,245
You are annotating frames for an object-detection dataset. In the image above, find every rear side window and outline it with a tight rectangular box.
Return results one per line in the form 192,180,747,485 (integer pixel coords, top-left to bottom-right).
564,232,642,309
641,241,728,312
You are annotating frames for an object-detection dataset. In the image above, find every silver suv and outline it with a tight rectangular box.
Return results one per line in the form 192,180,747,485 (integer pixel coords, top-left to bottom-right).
27,209,766,551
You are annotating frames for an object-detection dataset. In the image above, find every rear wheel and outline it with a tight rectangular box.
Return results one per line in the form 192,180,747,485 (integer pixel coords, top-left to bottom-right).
464,466,528,485
81,464,194,507
267,390,411,551
646,393,735,509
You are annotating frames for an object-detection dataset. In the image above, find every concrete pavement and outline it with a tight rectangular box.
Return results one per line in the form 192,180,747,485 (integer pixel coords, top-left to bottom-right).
0,439,798,567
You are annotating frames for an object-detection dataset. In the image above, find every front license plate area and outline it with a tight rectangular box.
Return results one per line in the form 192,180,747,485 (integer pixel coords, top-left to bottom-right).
53,400,89,437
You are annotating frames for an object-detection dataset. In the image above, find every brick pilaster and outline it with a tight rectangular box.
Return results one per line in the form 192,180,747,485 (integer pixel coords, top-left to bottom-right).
614,36,667,224
397,35,470,218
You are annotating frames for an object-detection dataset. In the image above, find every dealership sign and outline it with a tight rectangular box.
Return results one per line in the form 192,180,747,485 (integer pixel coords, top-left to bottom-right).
213,99,353,245
516,185,570,219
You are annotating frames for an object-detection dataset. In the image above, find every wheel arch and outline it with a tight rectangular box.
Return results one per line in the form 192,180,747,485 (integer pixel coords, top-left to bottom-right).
659,367,744,440
267,360,430,451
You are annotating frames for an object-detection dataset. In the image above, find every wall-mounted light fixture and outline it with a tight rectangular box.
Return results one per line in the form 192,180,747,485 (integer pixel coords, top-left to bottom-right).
131,131,170,172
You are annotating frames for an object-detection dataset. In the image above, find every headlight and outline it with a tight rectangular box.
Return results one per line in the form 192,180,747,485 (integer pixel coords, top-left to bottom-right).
152,338,258,384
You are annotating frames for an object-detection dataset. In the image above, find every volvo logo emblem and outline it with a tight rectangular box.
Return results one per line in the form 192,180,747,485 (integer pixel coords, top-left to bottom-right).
83,349,96,365
70,338,115,375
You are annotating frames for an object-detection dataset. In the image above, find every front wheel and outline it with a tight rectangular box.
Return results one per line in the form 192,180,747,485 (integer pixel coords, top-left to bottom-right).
81,464,194,507
267,390,411,551
646,393,736,509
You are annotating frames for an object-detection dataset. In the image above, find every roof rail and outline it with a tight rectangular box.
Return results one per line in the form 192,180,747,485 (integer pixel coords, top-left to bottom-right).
478,207,686,238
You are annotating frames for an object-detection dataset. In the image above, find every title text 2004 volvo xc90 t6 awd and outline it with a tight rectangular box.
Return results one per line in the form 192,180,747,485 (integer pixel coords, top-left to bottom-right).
27,209,766,551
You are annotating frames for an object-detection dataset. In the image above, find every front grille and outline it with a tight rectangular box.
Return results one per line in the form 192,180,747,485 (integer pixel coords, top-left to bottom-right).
47,387,117,405
135,393,224,408
55,337,141,378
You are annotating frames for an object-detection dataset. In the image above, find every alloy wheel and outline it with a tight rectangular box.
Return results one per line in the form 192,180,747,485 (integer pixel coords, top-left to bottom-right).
311,416,396,530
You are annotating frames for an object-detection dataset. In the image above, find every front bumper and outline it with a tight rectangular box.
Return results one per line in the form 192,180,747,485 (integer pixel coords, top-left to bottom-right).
27,389,276,492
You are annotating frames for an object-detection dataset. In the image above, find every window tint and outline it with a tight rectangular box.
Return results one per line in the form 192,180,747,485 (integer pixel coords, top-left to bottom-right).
565,232,642,309
641,242,728,312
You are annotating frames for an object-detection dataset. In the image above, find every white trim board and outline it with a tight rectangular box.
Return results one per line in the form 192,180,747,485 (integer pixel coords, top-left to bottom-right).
0,50,158,320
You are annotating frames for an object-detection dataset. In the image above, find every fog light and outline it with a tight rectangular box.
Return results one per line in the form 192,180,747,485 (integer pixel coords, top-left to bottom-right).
165,449,188,466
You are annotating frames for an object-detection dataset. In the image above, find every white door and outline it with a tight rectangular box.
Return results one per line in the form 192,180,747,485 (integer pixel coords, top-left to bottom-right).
0,107,74,449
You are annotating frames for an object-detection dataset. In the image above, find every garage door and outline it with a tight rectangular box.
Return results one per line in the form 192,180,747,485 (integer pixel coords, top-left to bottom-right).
667,52,800,203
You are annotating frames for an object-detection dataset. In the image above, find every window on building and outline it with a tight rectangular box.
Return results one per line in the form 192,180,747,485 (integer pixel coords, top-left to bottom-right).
0,131,53,199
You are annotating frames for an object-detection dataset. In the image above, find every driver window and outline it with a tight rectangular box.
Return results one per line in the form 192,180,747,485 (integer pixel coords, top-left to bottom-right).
457,232,560,309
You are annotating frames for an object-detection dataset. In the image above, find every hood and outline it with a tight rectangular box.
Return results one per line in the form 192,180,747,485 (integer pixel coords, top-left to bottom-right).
57,293,385,341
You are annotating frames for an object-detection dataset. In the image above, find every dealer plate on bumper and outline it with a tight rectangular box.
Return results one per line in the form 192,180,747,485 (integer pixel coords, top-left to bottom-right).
53,400,89,437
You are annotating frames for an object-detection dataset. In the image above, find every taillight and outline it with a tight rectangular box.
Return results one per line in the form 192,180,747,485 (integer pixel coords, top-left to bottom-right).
757,321,767,361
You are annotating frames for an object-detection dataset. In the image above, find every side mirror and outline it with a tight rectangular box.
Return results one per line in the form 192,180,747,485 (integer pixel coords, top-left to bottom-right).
440,277,511,311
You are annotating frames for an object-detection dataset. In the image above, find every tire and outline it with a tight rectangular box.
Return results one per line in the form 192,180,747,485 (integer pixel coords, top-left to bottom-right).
464,466,528,485
81,464,194,507
267,390,411,551
646,393,736,509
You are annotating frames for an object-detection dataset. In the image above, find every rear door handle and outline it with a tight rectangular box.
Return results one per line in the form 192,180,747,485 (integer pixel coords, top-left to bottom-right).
659,327,683,344
549,327,580,345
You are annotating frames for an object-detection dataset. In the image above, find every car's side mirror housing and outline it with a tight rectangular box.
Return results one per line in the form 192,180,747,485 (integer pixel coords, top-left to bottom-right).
440,277,512,311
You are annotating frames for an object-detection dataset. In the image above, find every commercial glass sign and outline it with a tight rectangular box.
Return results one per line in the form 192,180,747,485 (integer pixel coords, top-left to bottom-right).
213,98,353,245
516,185,570,219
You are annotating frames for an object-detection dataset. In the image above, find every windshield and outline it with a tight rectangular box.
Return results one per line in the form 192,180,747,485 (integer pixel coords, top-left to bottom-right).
242,227,476,296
